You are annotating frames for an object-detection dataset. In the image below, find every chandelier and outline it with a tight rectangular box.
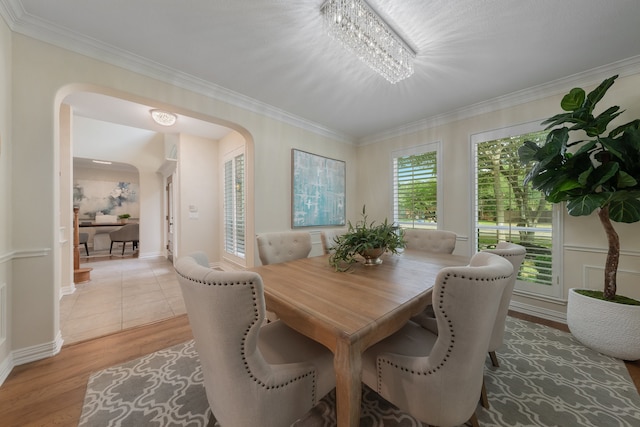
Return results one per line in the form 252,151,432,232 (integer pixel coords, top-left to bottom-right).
150,109,177,126
321,0,415,84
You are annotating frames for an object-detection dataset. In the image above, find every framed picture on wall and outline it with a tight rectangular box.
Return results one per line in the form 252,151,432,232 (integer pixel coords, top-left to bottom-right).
291,149,346,228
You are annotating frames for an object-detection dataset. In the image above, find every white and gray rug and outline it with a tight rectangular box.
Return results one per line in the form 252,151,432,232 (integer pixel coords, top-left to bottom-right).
79,318,640,426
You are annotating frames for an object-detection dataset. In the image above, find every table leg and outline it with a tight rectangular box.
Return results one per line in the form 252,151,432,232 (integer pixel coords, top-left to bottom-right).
334,339,362,427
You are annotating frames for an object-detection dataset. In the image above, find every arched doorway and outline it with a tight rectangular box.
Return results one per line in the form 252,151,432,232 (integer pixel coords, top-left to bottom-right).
57,86,255,343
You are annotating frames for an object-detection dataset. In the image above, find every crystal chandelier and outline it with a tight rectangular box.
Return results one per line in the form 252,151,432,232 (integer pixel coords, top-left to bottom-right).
150,109,177,126
321,0,415,84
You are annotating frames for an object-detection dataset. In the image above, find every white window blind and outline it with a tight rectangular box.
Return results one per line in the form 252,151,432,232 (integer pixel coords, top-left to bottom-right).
393,147,438,229
224,153,245,258
473,127,560,295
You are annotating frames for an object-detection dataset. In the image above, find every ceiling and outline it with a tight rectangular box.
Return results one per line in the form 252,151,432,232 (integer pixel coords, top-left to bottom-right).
4,0,640,142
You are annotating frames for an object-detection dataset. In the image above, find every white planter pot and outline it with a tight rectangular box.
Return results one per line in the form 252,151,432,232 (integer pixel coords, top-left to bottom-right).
567,288,640,361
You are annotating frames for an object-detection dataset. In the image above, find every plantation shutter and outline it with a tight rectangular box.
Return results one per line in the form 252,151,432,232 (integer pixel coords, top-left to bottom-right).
393,149,438,229
474,131,555,287
224,153,245,257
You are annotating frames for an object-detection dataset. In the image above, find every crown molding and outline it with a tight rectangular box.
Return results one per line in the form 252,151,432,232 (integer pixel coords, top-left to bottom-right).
0,1,354,144
359,55,640,145
3,1,639,147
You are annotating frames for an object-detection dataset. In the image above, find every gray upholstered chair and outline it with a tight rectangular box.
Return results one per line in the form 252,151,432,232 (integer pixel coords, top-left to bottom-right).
320,229,346,254
403,228,457,253
361,252,513,427
109,223,139,255
175,252,336,427
256,231,312,265
78,232,89,256
483,242,527,367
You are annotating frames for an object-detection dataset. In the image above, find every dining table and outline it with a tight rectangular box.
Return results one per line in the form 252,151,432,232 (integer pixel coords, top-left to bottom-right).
249,249,469,427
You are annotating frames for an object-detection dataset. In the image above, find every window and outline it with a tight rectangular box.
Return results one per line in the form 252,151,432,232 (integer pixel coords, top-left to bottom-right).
392,143,440,229
224,151,245,258
472,123,562,298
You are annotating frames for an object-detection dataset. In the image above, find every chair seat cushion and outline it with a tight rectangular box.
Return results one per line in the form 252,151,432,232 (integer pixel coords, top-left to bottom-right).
362,320,437,388
259,320,336,399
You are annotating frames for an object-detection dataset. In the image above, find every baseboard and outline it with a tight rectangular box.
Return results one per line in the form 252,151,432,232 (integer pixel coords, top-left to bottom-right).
60,283,76,298
0,352,14,386
510,300,567,324
11,331,64,366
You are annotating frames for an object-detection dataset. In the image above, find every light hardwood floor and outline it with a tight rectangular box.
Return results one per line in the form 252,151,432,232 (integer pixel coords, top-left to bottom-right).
0,315,194,427
0,310,638,426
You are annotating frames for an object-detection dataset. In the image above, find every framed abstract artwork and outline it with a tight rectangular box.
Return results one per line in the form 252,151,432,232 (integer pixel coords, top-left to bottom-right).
291,149,346,228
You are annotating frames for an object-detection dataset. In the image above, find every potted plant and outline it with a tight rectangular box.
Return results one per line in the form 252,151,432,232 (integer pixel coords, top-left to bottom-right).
118,213,131,224
518,75,640,360
329,206,406,271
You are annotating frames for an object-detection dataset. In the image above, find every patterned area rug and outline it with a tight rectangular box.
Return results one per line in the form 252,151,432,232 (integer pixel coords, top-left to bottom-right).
79,318,640,426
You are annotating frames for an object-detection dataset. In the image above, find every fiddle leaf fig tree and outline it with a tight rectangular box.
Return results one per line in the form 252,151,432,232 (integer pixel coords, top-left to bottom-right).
518,75,640,301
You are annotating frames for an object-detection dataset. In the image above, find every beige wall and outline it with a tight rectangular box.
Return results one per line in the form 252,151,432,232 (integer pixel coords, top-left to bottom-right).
0,14,12,379
5,33,357,369
1,26,639,382
355,73,640,319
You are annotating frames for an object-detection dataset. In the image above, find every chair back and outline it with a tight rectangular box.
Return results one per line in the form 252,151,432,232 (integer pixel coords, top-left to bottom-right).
175,253,326,427
256,231,311,265
483,242,527,352
320,229,346,254
369,251,513,426
403,229,456,254
109,223,139,241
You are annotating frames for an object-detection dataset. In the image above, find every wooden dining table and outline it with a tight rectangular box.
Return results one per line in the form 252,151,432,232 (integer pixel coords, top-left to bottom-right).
249,249,468,427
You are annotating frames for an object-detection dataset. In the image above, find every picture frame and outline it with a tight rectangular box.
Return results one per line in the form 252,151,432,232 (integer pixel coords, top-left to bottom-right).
291,149,346,228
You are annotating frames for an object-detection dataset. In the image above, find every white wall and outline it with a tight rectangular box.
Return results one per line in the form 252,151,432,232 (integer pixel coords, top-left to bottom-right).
176,133,219,260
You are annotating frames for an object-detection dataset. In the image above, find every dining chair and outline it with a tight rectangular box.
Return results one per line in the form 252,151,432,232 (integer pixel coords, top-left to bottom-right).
361,251,514,427
78,232,89,256
108,223,139,255
256,231,312,265
175,252,336,427
256,231,312,321
403,228,457,253
320,228,346,254
406,228,457,327
256,231,311,265
483,242,527,368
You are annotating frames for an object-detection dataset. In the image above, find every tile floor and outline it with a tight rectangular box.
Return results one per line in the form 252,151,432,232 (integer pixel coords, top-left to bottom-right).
60,255,185,345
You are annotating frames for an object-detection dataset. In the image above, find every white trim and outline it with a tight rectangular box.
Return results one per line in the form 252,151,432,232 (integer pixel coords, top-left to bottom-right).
0,283,6,347
0,352,14,387
59,283,76,298
510,299,567,324
0,2,352,144
4,2,639,146
564,245,640,258
361,55,640,145
11,332,63,366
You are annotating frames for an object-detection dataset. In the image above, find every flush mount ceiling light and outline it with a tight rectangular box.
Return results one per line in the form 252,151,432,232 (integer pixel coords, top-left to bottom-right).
321,0,416,84
92,160,112,165
150,109,177,126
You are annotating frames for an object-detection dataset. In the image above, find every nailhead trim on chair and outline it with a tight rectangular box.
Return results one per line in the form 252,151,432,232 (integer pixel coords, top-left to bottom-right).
177,269,319,403
377,270,512,383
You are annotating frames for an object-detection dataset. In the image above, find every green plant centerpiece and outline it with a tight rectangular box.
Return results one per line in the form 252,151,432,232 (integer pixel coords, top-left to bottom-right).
118,214,131,219
518,75,640,359
329,206,406,271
